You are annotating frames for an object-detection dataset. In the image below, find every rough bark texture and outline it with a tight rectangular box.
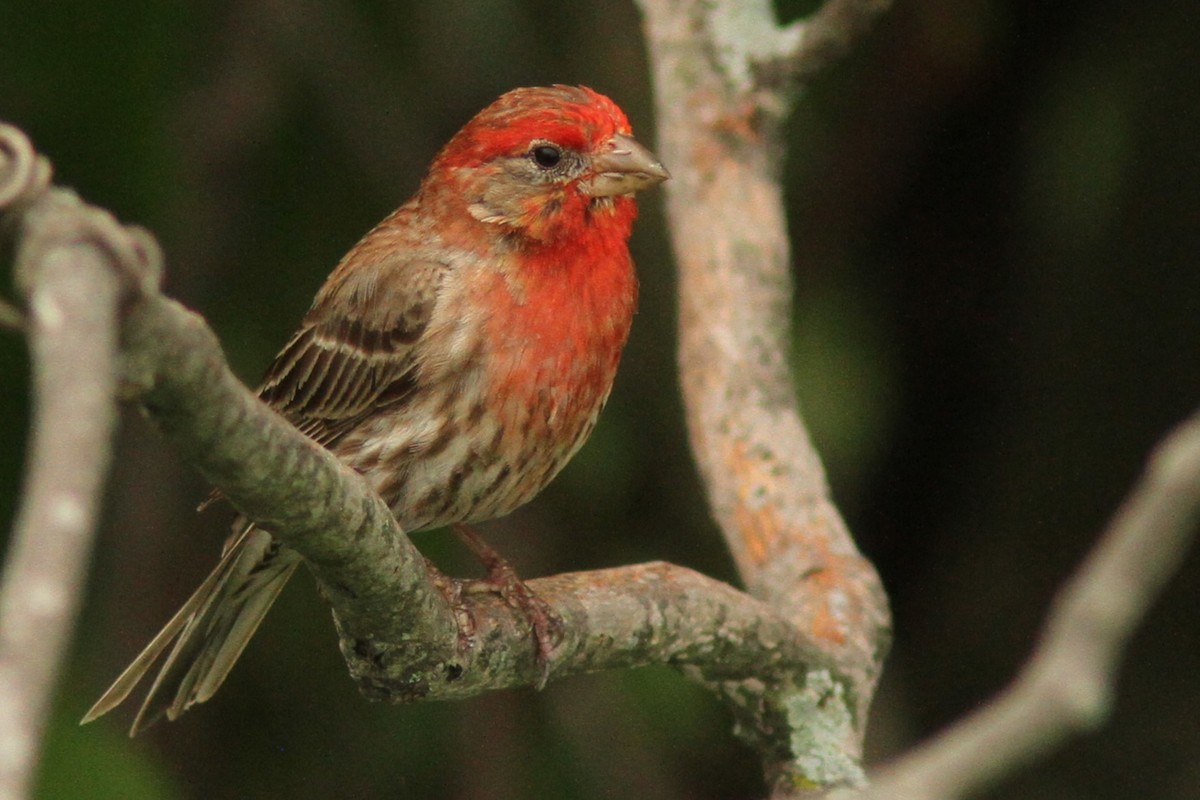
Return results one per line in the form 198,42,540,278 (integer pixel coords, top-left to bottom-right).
637,0,894,791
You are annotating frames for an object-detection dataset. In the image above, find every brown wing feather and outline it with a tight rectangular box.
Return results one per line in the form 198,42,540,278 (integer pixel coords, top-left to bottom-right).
257,257,444,449
196,255,442,513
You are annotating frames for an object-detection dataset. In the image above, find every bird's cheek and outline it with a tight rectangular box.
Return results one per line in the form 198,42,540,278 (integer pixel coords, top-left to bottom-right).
511,192,568,240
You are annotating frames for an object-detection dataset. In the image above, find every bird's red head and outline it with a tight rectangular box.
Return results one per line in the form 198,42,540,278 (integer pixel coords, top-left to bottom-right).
435,86,632,167
424,85,668,245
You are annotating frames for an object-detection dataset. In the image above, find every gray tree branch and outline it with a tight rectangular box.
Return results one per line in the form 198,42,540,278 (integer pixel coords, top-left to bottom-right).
638,2,1200,799
833,408,1200,800
637,0,893,793
0,126,122,800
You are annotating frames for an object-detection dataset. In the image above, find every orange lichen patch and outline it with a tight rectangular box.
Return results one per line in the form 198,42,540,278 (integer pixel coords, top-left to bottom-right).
802,533,884,648
805,561,850,646
683,89,771,184
725,440,788,568
733,499,777,567
810,604,846,645
688,135,726,184
711,97,767,144
723,440,870,648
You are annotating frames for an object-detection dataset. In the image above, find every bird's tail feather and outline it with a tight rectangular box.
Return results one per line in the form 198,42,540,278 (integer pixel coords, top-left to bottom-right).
81,524,301,735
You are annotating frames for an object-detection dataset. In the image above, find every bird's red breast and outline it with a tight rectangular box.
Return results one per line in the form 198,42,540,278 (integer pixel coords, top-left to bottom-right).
268,85,662,530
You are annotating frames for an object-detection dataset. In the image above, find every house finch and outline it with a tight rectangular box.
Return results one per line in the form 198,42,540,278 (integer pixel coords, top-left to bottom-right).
83,85,668,734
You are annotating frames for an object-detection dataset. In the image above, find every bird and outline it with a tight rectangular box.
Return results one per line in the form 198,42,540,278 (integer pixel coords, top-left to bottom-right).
82,85,668,735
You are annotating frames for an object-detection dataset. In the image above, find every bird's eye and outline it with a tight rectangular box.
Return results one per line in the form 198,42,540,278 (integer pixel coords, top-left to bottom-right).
530,144,563,169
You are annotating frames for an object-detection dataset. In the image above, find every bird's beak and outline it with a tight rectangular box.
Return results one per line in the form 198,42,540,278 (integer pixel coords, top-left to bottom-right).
584,133,670,197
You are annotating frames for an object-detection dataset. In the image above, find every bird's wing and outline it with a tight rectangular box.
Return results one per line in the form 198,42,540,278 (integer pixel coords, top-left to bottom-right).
256,256,446,449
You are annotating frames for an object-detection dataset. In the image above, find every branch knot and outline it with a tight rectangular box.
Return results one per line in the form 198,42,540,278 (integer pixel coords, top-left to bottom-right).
0,123,52,213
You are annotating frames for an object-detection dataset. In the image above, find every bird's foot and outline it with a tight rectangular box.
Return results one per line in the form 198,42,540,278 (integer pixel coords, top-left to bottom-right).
453,524,563,689
423,556,478,658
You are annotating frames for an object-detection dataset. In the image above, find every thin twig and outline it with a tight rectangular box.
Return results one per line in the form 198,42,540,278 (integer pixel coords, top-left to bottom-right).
838,409,1200,800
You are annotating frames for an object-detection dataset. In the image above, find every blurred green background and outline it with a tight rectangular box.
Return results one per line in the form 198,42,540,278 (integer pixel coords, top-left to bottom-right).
3,0,1199,798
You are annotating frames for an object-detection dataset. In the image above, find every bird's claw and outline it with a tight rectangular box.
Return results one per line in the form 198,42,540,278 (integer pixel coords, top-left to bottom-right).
461,564,563,690
453,524,562,689
425,558,479,657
